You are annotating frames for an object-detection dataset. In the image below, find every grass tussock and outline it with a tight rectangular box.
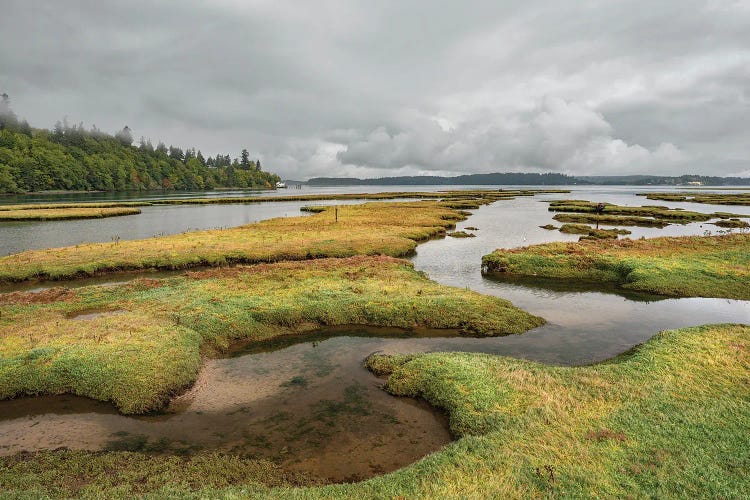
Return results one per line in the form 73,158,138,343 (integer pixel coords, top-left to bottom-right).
711,218,750,229
0,256,543,413
4,324,748,497
579,228,631,241
558,224,631,240
0,207,141,221
447,230,476,238
0,201,471,283
482,233,750,298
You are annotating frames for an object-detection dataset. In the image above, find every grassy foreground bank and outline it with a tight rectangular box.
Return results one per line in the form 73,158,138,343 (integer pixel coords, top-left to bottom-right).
0,256,543,414
0,201,467,283
0,207,141,221
482,234,750,299
2,323,748,497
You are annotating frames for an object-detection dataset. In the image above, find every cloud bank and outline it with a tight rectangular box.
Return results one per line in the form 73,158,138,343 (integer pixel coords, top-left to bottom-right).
1,0,748,178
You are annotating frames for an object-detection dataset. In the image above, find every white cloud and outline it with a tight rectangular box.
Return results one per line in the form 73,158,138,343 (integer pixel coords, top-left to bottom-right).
334,97,687,176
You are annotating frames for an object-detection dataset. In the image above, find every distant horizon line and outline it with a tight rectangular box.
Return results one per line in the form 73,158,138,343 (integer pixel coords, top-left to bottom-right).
281,172,750,185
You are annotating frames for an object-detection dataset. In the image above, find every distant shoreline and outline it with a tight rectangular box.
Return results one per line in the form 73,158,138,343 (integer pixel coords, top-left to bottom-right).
300,173,750,187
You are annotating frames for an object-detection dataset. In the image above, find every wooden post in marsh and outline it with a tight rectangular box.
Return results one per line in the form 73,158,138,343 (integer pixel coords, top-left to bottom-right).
335,206,338,222
595,202,605,229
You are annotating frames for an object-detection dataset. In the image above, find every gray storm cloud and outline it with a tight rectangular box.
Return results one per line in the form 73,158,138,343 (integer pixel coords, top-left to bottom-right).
1,0,748,178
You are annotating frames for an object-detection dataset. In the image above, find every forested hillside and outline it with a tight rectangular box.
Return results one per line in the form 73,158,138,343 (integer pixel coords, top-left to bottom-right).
0,94,280,193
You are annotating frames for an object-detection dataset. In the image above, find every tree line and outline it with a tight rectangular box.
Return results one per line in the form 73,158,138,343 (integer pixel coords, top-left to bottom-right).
0,94,280,193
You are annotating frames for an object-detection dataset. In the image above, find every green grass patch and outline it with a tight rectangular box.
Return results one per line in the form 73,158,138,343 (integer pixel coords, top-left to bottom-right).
639,192,750,206
711,218,750,229
558,223,596,234
0,256,543,413
579,228,631,241
552,212,671,227
558,224,631,240
0,201,472,283
0,450,316,496
0,207,141,221
482,233,750,298
447,230,476,238
548,199,745,226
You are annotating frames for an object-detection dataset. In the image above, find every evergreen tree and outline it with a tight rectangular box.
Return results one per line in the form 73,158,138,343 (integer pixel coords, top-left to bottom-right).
53,120,64,138
115,125,133,146
168,145,184,161
0,93,19,130
240,149,251,169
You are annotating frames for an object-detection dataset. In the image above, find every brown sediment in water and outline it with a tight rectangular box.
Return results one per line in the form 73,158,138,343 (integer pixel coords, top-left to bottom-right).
0,330,453,484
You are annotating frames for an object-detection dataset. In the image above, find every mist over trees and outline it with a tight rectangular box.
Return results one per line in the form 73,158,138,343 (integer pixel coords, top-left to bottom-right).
0,95,280,193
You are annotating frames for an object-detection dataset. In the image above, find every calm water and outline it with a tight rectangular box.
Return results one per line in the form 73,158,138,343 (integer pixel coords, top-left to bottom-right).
0,185,748,482
0,186,750,255
0,197,409,256
4,185,747,256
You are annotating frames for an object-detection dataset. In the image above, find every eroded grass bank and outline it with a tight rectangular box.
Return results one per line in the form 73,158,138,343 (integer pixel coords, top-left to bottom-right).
3,323,748,497
482,234,750,299
0,207,141,221
0,201,467,283
0,256,543,414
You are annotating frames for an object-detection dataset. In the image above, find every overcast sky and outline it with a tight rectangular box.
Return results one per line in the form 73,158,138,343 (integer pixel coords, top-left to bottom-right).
1,1,749,179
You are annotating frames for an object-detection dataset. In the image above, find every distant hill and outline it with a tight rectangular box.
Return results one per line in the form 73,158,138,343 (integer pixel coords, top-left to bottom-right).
577,175,750,186
307,173,749,186
307,172,583,186
0,96,280,194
